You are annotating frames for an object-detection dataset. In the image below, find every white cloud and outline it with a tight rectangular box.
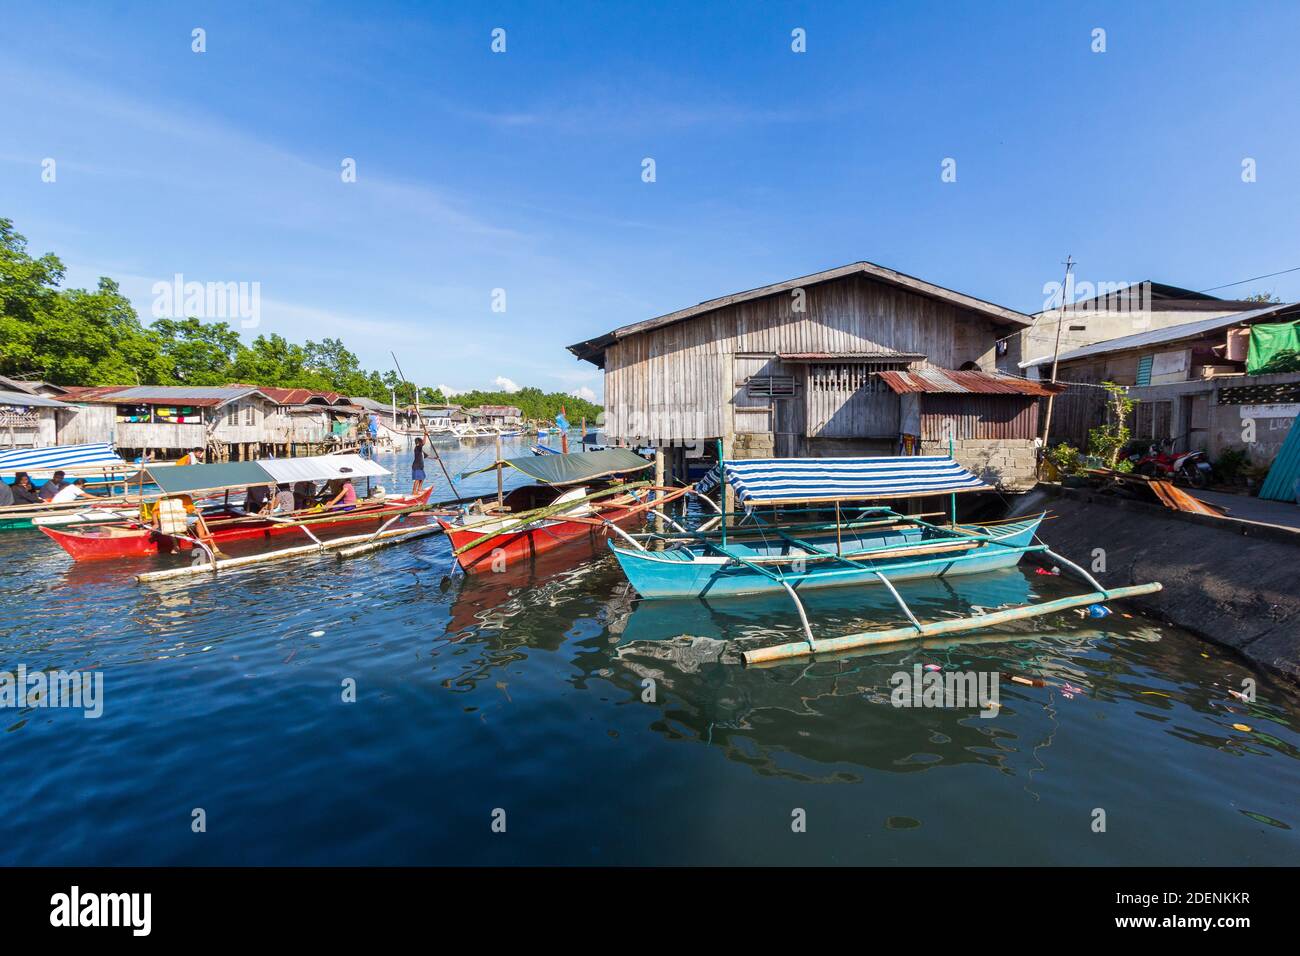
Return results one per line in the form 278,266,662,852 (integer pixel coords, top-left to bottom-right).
493,376,521,393
437,383,464,397
569,386,597,402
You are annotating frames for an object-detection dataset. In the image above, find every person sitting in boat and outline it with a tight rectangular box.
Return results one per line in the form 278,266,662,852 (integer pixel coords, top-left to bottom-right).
325,478,358,511
243,483,273,515
411,439,427,494
292,480,316,510
150,494,218,556
0,480,11,508
50,478,101,503
9,473,42,505
37,470,68,501
176,447,206,466
272,483,295,514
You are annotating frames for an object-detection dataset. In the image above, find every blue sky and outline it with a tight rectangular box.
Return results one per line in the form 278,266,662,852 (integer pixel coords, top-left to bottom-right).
3,1,1298,400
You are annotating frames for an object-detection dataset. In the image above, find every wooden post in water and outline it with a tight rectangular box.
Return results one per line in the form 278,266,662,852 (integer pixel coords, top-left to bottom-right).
496,432,504,511
580,417,586,451
653,446,665,534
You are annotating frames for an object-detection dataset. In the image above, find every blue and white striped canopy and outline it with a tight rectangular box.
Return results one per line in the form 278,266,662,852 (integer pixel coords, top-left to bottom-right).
697,456,989,505
0,442,125,474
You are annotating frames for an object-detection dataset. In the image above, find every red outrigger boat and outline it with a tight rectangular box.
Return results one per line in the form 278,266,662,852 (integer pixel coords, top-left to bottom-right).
438,448,689,572
39,453,433,562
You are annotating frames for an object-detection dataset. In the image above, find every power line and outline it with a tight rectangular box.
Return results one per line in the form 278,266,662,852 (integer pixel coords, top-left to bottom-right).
1196,265,1300,295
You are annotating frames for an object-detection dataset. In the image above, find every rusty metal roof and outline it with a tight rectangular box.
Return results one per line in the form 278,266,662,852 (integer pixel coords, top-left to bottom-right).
878,368,1065,396
60,385,271,407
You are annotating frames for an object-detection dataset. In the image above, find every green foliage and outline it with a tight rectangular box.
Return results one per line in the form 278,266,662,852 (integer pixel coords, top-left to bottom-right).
1214,447,1251,483
446,385,602,423
1046,442,1085,476
0,217,601,413
1087,382,1133,468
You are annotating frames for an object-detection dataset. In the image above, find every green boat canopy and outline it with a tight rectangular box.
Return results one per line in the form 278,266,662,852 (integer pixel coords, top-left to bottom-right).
1247,320,1300,375
463,448,652,486
141,461,272,495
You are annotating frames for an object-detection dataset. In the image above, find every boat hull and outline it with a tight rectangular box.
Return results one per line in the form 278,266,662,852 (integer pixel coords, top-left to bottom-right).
440,504,642,571
39,490,432,561
610,516,1043,599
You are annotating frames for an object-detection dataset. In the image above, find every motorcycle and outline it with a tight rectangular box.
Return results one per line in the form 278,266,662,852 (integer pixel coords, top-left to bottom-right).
1128,439,1213,488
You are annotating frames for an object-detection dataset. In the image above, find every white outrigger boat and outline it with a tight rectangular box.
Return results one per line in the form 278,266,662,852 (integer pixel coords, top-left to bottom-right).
604,454,1163,664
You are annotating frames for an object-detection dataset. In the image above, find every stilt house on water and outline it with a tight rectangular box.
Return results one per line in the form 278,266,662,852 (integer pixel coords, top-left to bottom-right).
568,261,1063,492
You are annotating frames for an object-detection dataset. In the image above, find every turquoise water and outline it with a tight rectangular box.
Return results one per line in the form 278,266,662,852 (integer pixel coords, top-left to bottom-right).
1,439,1297,864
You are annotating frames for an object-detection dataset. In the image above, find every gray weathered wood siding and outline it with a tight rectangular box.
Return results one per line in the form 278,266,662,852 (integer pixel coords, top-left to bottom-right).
602,274,1003,443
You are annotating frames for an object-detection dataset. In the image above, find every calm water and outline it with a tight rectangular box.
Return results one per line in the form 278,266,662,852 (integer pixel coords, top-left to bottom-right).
1,439,1297,865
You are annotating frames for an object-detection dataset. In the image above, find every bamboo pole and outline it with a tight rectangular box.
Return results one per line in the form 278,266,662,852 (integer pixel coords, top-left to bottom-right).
451,481,651,556
334,525,444,559
135,522,440,583
741,582,1163,664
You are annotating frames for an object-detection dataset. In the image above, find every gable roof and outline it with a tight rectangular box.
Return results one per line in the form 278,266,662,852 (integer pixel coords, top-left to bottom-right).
1032,280,1263,317
568,260,1034,367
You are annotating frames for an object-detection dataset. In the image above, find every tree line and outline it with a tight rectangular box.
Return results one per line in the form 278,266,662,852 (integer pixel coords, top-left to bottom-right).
0,217,601,422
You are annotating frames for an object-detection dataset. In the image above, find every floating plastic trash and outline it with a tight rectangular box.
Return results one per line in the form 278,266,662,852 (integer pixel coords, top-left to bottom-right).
1086,604,1111,618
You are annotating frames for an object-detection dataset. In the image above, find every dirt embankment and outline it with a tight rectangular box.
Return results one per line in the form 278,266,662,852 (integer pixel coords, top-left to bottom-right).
1011,485,1300,686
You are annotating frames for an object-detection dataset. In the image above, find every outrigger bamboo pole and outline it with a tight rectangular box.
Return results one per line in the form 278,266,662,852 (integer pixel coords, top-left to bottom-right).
741,582,1163,665
134,522,440,583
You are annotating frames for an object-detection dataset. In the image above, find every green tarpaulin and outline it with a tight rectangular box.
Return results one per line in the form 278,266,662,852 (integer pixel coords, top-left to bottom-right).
1247,321,1300,375
463,448,652,485
144,461,273,495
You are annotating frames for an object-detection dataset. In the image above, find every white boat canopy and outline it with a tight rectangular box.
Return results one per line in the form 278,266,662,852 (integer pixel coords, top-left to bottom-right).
260,454,390,484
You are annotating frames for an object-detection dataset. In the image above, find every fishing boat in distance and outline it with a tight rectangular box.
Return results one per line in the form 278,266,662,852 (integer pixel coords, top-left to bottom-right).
40,453,432,561
438,448,691,571
605,455,1163,664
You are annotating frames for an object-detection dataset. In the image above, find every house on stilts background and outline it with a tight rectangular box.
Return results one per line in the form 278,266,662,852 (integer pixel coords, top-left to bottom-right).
569,261,1063,494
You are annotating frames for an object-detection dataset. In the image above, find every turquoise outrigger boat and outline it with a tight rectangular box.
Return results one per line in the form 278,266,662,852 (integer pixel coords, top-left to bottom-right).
605,454,1163,664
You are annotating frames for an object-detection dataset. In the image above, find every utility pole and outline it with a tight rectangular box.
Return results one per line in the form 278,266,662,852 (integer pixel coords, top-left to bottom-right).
1039,255,1074,465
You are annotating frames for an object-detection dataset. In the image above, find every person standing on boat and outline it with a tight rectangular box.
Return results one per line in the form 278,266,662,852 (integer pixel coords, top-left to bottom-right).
411,438,427,494
9,473,42,505
37,471,68,501
325,478,357,511
176,447,205,466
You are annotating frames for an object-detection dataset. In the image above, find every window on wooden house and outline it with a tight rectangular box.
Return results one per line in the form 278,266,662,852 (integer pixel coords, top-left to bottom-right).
1133,400,1171,440
244,403,257,427
747,374,796,398
226,404,239,428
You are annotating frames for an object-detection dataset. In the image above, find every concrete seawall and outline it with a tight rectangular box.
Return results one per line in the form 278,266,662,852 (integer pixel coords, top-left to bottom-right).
1009,485,1300,687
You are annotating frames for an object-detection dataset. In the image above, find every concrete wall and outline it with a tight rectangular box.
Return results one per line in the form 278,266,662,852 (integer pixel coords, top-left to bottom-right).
1126,370,1299,463
921,437,1038,491
1013,485,1300,687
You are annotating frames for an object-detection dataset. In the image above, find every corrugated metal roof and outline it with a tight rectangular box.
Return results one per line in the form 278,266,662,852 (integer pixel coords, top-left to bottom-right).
878,368,1065,396
0,389,74,409
1024,303,1299,367
65,385,269,407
